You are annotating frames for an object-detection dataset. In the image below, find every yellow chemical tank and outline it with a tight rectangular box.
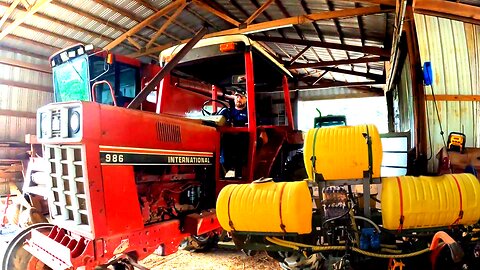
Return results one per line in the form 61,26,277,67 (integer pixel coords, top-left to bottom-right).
303,124,383,180
216,179,312,234
382,173,480,230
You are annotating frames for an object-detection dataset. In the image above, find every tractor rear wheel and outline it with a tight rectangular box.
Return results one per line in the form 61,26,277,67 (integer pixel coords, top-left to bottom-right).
267,251,324,270
2,223,54,270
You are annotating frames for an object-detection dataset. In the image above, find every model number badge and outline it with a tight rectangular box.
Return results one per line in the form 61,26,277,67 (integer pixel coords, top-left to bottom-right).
104,153,124,163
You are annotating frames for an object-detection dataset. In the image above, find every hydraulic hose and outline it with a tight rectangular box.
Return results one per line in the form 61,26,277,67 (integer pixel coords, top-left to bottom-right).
266,237,432,259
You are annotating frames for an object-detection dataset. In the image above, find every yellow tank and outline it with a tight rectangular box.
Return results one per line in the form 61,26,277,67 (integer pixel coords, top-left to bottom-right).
216,179,312,234
382,174,480,230
303,124,383,180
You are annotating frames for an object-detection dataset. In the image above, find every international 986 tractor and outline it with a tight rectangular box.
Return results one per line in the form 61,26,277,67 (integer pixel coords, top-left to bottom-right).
2,32,303,270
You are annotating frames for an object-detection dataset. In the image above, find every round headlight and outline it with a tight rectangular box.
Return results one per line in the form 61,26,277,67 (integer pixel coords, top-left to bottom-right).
70,111,81,134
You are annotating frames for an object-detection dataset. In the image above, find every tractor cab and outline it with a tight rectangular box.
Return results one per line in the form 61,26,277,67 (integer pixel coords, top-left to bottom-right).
159,35,303,184
49,44,157,110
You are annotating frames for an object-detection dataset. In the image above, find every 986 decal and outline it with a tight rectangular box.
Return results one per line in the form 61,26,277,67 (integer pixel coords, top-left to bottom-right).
104,153,124,163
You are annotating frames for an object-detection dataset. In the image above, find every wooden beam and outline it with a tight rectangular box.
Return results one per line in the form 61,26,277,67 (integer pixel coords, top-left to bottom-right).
289,56,386,69
317,66,385,81
0,58,50,73
0,0,21,29
244,0,274,26
20,0,30,10
91,0,180,43
0,0,52,41
228,5,393,34
300,0,336,65
146,2,188,49
0,78,52,92
132,5,393,58
129,0,196,34
425,95,480,102
0,109,36,118
103,0,184,51
251,36,390,57
127,37,142,50
294,80,384,90
354,0,395,5
288,46,311,65
414,1,480,24
193,0,241,27
405,5,427,163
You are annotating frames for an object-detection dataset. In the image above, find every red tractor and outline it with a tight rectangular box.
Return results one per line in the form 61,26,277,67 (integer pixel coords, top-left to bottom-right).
3,34,303,269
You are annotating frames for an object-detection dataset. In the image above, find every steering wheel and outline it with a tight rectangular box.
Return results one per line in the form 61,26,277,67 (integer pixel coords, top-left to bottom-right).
202,99,230,116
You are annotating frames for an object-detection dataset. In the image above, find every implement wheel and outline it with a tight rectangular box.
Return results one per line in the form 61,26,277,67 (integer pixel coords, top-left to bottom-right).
2,223,54,270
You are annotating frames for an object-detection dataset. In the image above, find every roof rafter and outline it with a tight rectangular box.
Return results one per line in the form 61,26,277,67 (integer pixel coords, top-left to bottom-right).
294,80,384,90
0,0,21,29
146,2,188,49
104,0,184,51
317,66,384,81
289,56,386,69
0,0,52,41
132,5,393,57
134,0,195,34
251,36,390,57
288,46,311,65
244,0,274,26
91,0,182,44
192,0,241,27
414,0,480,24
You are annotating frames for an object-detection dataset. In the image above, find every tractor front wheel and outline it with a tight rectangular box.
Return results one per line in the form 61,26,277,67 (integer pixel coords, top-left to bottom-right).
2,223,54,270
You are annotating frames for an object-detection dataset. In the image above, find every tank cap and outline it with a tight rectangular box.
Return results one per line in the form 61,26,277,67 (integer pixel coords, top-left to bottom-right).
253,177,273,184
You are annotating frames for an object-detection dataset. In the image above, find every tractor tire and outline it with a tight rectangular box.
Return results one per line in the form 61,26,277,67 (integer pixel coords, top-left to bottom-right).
2,223,54,270
267,251,324,270
179,233,217,252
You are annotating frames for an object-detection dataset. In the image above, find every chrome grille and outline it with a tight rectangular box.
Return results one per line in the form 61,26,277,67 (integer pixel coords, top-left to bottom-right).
44,144,89,226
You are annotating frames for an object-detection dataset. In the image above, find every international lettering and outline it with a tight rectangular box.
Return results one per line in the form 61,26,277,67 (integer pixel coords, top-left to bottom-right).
167,156,210,164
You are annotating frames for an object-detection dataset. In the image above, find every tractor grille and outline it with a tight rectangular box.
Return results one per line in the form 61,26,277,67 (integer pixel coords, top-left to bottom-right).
44,145,89,226
50,109,62,138
156,122,181,143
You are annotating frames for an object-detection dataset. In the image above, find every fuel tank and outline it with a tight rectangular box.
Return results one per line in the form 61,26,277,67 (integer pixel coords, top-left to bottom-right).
216,179,312,234
303,124,383,180
382,173,480,230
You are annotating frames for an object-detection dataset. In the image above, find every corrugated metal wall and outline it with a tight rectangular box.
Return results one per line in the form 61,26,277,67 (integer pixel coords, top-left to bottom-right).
415,14,480,172
0,48,52,160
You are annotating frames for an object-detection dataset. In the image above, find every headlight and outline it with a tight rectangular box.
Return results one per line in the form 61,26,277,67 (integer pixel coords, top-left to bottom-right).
70,111,81,134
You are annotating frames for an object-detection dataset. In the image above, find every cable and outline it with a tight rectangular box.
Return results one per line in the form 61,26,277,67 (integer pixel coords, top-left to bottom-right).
266,237,433,259
353,216,381,233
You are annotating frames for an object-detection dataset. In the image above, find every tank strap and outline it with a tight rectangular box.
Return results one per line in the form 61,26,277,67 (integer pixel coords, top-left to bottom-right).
227,185,241,232
278,182,287,233
450,175,464,226
366,125,373,178
311,128,321,181
395,177,405,232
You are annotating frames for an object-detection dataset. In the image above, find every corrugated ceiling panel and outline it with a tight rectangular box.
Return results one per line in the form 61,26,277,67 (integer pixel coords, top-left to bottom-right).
0,85,52,112
415,14,480,172
0,115,36,142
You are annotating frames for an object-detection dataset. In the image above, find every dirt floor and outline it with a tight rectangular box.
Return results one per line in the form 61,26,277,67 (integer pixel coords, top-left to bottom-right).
141,248,282,270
